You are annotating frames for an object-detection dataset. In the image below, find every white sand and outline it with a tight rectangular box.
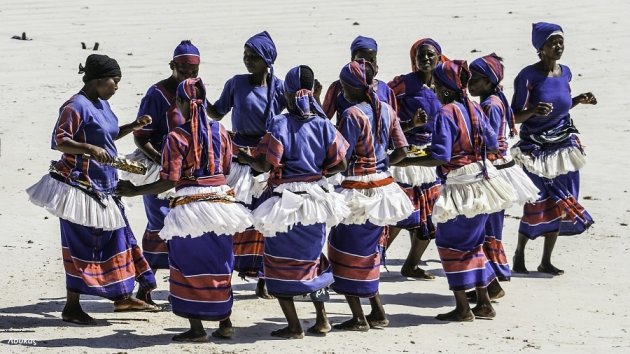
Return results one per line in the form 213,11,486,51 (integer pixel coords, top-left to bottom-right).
1,0,629,352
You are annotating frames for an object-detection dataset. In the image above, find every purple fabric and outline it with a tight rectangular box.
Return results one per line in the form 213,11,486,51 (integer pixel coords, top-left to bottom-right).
339,59,383,142
169,233,234,321
329,222,383,298
350,35,378,53
435,214,496,291
172,40,200,64
265,112,342,181
264,223,333,297
393,73,442,146
470,53,516,137
51,93,119,193
213,74,287,146
245,31,277,67
176,78,211,172
61,207,156,300
284,66,326,118
511,64,573,135
532,22,563,51
245,31,278,121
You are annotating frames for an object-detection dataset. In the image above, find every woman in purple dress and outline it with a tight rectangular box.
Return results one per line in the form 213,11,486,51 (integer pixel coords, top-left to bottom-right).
510,22,597,275
27,54,158,325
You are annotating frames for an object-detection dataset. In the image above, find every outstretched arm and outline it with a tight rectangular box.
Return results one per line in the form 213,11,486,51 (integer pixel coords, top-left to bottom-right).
117,115,152,140
571,92,597,108
116,179,175,197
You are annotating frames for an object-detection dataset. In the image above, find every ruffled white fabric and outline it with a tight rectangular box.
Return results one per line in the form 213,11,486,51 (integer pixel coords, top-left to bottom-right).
510,144,586,179
252,179,350,237
119,149,161,185
493,156,540,204
226,161,269,204
432,161,517,224
118,149,175,199
26,174,125,230
159,185,253,240
390,165,438,187
327,173,345,187
337,172,414,226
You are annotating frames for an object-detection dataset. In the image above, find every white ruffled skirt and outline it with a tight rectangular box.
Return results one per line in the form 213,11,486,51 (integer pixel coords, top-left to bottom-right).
118,149,174,199
337,172,414,226
225,161,269,204
252,179,350,237
492,156,540,204
26,174,126,230
390,165,438,187
159,185,254,240
511,144,586,179
432,161,517,224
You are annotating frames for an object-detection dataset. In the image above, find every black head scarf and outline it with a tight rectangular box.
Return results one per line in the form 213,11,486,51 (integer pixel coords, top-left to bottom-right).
78,54,121,83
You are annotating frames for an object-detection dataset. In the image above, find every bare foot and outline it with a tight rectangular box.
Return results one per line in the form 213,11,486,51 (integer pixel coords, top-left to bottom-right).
211,318,234,339
255,279,275,300
435,308,474,322
512,253,529,274
270,326,304,339
136,288,157,306
467,282,506,302
307,321,331,336
471,303,496,319
172,329,208,342
62,307,97,325
365,313,389,328
537,263,564,276
114,297,160,312
333,318,370,332
401,265,435,280
211,327,234,339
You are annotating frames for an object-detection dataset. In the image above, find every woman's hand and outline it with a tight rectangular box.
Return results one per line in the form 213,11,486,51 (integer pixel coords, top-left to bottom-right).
115,180,138,197
133,115,152,130
237,147,252,165
532,102,554,116
313,79,323,101
574,92,597,105
87,145,113,163
412,108,428,127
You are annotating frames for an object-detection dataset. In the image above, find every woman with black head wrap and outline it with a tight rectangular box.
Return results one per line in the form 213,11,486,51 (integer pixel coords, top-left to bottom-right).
27,54,158,325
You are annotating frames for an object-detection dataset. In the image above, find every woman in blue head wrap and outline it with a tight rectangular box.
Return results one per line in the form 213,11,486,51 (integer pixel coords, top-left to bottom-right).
206,31,288,299
467,53,541,302
510,23,597,276
328,59,413,332
320,35,397,125
238,65,350,338
117,78,254,342
394,59,516,322
119,40,202,305
384,37,447,281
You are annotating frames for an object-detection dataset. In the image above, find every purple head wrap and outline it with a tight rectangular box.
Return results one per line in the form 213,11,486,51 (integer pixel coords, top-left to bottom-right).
284,66,326,119
532,22,563,51
470,53,517,137
350,35,378,54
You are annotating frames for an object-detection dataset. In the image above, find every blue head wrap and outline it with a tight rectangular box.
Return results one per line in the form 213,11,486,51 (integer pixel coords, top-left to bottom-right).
176,78,211,171
173,40,200,64
284,66,326,119
532,22,563,51
245,31,278,122
350,35,378,55
470,53,517,137
339,59,383,142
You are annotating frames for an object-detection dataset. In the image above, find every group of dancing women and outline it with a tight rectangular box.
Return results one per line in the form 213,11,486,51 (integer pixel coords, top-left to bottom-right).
27,21,597,342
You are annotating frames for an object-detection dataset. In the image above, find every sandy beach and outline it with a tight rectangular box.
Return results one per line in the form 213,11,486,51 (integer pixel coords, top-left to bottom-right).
1,0,629,352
